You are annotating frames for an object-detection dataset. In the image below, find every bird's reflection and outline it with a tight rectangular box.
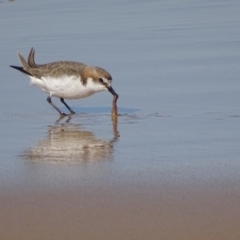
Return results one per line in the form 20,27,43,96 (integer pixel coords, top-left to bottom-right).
22,117,119,164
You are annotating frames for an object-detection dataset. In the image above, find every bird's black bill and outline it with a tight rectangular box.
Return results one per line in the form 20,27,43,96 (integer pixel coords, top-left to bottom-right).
108,86,118,96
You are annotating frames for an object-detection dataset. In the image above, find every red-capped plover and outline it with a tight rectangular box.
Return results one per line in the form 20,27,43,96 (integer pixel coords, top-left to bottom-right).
10,48,118,116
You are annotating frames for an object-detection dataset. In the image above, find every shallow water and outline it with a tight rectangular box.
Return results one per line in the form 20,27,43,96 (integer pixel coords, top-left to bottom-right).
0,0,240,239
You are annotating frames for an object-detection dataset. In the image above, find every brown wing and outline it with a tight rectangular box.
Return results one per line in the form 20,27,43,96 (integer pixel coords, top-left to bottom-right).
12,48,86,79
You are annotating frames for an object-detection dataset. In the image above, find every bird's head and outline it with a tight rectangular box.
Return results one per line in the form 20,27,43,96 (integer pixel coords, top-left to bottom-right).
92,67,118,97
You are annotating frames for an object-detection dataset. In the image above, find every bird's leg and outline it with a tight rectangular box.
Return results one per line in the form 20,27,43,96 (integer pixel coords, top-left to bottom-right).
60,98,76,114
47,96,67,116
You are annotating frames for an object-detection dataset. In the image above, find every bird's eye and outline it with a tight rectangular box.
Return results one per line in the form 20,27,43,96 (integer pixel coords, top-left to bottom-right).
99,78,104,83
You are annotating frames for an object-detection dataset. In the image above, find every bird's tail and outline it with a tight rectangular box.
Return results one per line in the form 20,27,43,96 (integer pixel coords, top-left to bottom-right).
10,47,37,76
10,65,33,76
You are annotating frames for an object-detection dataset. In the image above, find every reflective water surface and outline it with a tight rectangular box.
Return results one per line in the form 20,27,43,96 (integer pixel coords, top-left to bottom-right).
0,0,240,239
22,119,119,164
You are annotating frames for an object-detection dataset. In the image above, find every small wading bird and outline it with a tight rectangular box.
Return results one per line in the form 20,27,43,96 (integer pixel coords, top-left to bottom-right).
10,48,118,116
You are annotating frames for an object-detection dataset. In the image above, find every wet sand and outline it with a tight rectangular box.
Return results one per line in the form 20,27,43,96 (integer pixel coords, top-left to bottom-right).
1,112,239,240
1,180,240,240
1,0,240,239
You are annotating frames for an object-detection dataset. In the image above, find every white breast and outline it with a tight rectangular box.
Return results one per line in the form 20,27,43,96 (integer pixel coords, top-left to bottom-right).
29,75,106,99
